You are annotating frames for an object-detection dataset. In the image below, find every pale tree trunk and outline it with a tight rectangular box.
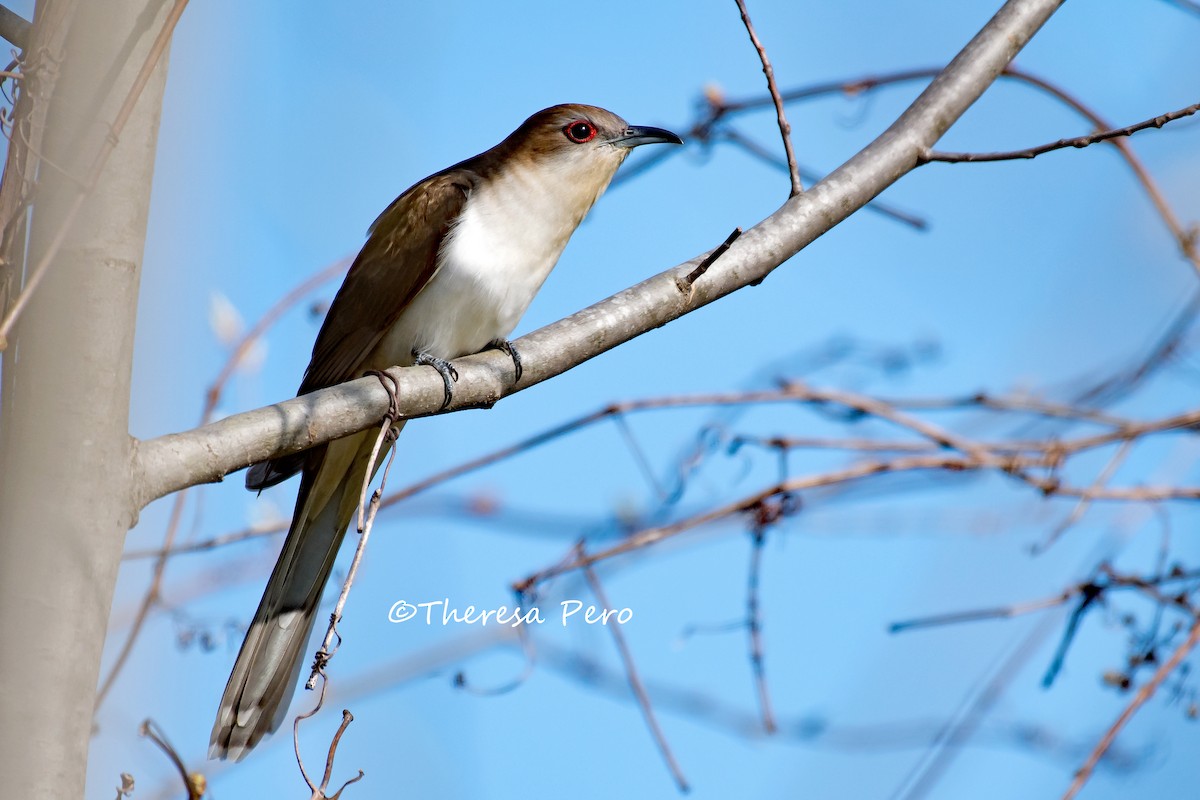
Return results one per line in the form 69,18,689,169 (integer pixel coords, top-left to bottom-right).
0,1,170,797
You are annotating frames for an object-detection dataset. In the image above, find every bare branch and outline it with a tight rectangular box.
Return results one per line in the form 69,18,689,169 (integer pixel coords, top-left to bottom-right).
922,100,1200,163
745,529,776,733
580,545,690,792
0,6,31,49
306,377,404,691
891,565,1200,635
1033,440,1134,554
890,590,1075,632
1062,617,1200,800
139,720,205,800
293,675,365,799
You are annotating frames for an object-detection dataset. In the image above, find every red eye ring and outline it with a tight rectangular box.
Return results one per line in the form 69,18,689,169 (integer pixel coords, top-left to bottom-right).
564,120,597,144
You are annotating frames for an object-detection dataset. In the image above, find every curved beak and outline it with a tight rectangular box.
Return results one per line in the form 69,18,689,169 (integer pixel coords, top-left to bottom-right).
610,125,684,149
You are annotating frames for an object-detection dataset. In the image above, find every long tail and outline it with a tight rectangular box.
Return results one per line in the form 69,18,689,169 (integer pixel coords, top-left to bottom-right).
209,424,401,761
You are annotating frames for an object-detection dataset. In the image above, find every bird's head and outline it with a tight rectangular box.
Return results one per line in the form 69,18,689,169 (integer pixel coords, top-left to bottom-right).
494,103,682,189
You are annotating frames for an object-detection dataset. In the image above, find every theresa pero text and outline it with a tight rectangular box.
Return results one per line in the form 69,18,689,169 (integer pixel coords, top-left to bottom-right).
387,598,633,627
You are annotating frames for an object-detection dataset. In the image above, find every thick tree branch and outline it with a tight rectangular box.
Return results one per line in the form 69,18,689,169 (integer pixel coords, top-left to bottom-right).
0,5,30,49
132,0,1066,509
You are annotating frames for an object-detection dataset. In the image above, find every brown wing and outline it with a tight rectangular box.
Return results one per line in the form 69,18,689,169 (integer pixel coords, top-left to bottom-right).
246,169,474,490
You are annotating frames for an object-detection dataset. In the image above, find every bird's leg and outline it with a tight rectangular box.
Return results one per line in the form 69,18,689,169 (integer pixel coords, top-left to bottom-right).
412,349,459,410
485,338,523,382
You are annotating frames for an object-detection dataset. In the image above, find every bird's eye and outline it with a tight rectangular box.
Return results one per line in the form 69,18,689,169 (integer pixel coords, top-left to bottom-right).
564,120,597,144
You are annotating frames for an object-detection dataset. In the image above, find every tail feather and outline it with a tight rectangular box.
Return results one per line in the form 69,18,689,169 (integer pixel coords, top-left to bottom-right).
210,425,399,761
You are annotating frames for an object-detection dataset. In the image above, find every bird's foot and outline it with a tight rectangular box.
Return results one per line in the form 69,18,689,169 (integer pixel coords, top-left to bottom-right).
412,349,459,410
485,338,523,382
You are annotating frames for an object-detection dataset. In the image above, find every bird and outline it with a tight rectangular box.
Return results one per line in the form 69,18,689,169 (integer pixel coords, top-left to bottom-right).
209,104,682,761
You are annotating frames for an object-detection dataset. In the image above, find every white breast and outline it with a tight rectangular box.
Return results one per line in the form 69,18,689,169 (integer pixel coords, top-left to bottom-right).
372,162,611,366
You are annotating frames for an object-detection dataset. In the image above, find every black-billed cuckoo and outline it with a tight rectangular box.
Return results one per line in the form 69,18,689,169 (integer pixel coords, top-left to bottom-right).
210,104,681,760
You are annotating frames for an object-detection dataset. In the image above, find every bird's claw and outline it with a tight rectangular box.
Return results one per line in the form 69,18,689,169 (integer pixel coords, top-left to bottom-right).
486,338,523,382
412,349,459,410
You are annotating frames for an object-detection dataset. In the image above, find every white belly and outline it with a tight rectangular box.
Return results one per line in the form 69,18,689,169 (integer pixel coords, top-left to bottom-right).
370,164,599,367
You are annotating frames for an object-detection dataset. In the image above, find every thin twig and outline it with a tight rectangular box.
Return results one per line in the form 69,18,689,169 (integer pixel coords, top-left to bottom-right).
785,381,996,462
612,412,669,500
892,563,1200,635
293,673,364,799
733,0,802,196
682,227,742,287
1041,581,1108,688
745,529,776,733
121,521,284,560
890,591,1075,633
453,622,538,696
306,421,401,690
322,712,364,799
1034,439,1134,554
718,128,928,228
736,434,1041,454
922,101,1199,163
1062,617,1200,800
579,543,690,792
139,719,205,800
888,611,1073,800
826,386,1133,429
307,374,403,691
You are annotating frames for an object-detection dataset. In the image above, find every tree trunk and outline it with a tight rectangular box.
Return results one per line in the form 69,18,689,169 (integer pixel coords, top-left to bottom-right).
0,1,170,796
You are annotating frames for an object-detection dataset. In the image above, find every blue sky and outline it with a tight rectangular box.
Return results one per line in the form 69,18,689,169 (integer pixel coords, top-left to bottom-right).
77,1,1200,798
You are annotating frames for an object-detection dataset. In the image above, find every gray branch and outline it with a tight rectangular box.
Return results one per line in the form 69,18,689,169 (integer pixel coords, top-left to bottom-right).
133,0,1066,510
0,5,31,49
